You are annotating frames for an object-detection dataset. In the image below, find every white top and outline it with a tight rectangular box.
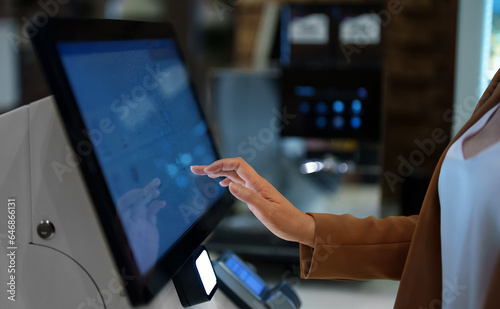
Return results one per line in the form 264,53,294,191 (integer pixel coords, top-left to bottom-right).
439,103,500,309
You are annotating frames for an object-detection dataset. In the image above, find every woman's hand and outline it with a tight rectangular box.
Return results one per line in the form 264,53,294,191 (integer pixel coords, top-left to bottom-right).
191,157,315,248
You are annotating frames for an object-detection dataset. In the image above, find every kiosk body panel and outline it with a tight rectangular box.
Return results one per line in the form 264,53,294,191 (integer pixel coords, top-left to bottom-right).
0,97,237,308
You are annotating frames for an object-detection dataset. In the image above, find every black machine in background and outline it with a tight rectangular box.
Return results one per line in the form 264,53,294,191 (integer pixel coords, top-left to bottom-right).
278,3,384,185
279,3,384,143
280,66,382,143
279,3,384,67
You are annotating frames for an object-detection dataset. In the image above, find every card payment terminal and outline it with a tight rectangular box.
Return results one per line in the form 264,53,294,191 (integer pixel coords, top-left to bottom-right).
213,251,301,309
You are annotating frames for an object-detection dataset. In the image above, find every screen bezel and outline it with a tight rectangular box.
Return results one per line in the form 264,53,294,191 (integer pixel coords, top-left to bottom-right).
31,18,233,306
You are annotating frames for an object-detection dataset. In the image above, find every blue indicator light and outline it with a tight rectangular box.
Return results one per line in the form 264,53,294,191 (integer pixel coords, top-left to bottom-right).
294,86,316,97
357,87,368,99
315,116,327,129
351,99,362,114
332,116,345,129
351,116,362,129
333,100,345,113
316,102,328,114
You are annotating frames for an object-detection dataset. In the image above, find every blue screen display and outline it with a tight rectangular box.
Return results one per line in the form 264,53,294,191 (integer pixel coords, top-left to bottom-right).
57,39,224,275
225,256,266,295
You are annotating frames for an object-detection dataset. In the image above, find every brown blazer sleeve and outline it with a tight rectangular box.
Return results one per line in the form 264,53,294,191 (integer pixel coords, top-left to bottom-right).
300,213,418,280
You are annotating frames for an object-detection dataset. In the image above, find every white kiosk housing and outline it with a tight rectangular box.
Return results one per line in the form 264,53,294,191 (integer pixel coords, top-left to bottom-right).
0,96,236,309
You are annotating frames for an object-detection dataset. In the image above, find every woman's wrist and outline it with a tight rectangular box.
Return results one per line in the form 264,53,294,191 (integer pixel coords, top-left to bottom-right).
298,213,316,248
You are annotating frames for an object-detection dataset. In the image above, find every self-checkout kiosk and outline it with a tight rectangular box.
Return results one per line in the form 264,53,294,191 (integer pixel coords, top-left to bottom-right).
0,18,300,309
0,95,233,308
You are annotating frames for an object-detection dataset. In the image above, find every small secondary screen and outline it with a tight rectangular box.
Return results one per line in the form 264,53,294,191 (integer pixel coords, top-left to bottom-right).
225,256,266,295
57,39,224,275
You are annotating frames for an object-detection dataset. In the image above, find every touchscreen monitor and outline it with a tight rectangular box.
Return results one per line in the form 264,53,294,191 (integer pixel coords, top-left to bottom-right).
32,18,233,306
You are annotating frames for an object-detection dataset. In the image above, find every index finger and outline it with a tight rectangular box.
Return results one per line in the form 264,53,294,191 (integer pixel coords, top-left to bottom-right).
190,165,208,175
202,158,265,191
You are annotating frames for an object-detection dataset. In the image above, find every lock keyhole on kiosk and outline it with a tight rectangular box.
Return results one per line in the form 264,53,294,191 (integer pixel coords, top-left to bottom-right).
37,220,55,239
